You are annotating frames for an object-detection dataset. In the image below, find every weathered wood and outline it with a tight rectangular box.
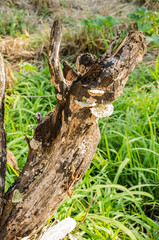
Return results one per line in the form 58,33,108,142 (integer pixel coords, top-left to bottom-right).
0,21,147,240
39,217,76,240
0,54,6,217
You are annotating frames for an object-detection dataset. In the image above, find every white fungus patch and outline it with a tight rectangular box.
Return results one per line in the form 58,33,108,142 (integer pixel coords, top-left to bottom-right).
79,140,87,155
91,104,114,118
24,171,30,176
88,89,105,96
75,100,96,108
30,138,42,150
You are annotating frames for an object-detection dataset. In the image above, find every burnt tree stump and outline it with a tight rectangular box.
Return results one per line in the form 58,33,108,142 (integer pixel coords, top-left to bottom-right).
0,21,147,239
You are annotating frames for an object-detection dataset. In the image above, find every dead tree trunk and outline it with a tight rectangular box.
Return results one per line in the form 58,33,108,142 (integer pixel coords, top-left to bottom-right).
0,21,146,239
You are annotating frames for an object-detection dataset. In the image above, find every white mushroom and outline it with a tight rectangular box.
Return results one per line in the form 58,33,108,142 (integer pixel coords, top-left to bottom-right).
88,89,105,96
91,104,114,118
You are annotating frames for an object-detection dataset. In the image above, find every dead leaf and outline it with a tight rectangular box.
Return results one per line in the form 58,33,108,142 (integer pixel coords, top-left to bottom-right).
5,63,15,89
7,149,20,173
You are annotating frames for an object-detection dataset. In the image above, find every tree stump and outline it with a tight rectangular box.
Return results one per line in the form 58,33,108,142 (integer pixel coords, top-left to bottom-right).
0,21,146,239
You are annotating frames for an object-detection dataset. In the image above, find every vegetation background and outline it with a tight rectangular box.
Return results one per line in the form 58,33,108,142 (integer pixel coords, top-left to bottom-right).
0,0,159,239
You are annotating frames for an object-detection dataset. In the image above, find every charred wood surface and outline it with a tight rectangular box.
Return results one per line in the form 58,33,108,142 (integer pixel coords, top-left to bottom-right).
0,21,147,239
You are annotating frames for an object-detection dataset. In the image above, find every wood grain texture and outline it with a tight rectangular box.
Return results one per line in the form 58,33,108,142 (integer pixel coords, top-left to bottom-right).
0,22,147,239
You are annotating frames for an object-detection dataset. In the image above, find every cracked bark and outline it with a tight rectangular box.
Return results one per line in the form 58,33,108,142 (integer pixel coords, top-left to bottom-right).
0,21,147,240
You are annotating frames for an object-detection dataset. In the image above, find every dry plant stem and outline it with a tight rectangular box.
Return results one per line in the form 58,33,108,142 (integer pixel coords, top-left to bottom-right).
73,193,97,234
0,20,146,240
0,54,6,217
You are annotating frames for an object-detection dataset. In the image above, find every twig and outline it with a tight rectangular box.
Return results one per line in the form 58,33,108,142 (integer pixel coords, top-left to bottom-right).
49,20,65,99
25,136,30,146
73,193,97,233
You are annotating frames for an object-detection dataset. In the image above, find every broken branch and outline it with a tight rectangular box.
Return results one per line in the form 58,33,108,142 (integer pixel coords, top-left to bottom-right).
49,20,66,100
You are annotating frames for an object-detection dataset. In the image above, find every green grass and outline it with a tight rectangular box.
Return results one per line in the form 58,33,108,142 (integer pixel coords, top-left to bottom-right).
0,6,36,37
5,65,56,190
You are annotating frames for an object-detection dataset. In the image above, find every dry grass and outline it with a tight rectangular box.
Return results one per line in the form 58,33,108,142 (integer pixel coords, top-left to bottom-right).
31,0,57,8
0,0,158,71
0,26,50,71
7,150,20,173
5,63,16,88
0,37,35,61
136,0,159,10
